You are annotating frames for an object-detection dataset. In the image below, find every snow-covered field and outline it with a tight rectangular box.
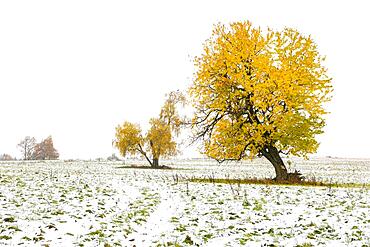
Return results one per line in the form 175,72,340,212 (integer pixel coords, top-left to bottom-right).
0,158,369,246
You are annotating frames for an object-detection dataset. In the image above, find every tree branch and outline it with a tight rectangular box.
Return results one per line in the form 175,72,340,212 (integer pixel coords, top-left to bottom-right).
137,144,153,166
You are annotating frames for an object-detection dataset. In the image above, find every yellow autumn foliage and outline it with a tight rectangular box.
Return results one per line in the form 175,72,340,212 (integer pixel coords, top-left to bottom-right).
190,21,332,161
114,121,144,157
147,118,177,160
114,91,184,166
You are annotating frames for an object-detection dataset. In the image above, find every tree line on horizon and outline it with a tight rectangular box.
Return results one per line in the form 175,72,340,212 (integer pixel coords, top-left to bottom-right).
0,136,59,161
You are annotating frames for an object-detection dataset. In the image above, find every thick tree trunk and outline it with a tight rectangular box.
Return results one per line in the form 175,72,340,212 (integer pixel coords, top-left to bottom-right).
261,145,288,181
152,158,159,168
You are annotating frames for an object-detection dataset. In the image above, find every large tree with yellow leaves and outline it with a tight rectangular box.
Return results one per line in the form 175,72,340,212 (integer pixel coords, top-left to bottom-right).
114,91,184,168
190,21,332,180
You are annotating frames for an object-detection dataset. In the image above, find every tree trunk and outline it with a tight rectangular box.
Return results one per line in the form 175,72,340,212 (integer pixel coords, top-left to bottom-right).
152,158,159,168
137,144,153,167
261,145,288,181
143,154,153,167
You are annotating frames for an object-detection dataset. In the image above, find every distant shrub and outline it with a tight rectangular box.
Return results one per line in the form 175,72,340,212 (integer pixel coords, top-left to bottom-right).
0,154,15,161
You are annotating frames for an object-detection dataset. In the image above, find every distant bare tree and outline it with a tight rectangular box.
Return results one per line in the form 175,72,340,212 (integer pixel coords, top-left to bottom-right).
107,153,120,161
17,136,36,160
32,136,59,160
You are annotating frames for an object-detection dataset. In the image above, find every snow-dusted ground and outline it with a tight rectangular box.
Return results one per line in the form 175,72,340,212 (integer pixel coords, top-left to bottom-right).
0,158,369,246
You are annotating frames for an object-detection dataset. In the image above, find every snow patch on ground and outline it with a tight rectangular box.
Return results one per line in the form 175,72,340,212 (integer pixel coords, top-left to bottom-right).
0,160,369,246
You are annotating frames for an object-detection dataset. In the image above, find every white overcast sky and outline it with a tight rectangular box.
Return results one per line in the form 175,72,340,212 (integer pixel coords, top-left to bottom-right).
1,0,370,159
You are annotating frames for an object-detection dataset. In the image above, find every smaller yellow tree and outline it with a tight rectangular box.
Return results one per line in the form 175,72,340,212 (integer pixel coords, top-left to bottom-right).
114,91,184,168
